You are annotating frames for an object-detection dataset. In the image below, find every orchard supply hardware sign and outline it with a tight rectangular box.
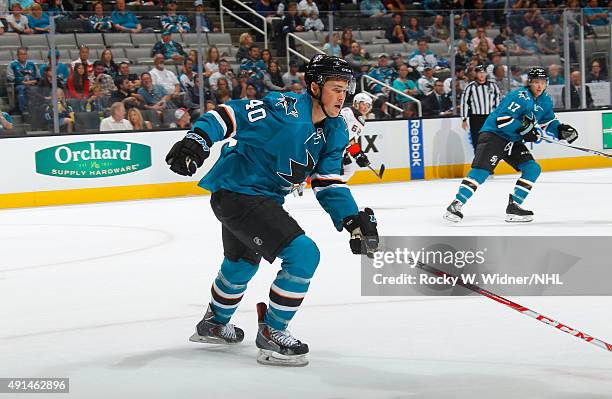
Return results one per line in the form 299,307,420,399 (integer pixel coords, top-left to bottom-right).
35,141,152,178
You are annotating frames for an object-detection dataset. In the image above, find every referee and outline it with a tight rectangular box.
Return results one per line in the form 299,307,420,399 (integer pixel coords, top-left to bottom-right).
460,64,501,150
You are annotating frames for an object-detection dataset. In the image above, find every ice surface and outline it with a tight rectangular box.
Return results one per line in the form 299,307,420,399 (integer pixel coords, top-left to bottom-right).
1,168,611,398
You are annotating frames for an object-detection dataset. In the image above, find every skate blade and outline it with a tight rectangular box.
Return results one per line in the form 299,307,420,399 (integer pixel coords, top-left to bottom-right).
256,349,309,367
505,214,533,223
443,212,462,223
189,332,240,345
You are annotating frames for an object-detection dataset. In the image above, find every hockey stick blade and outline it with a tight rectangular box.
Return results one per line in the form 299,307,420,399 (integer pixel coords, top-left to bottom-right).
540,136,612,159
389,251,612,352
367,164,385,179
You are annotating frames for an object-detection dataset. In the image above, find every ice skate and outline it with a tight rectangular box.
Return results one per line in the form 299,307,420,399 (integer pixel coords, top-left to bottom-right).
444,199,464,222
189,304,244,345
255,302,309,367
505,194,534,222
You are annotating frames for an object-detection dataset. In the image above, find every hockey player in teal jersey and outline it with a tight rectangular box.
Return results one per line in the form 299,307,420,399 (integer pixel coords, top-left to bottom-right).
166,55,380,366
444,67,579,223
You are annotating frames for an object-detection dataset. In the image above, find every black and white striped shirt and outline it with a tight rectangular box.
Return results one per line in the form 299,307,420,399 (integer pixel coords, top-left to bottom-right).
460,80,501,120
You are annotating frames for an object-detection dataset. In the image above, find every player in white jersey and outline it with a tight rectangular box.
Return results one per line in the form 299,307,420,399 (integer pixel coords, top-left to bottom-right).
340,92,372,180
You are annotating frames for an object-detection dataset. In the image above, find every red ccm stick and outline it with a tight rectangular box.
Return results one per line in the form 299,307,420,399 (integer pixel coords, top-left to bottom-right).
412,259,612,352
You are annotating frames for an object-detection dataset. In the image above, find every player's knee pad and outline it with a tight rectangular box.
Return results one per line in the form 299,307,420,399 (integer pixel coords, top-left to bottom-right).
219,257,259,285
518,160,541,182
467,168,490,185
278,234,320,279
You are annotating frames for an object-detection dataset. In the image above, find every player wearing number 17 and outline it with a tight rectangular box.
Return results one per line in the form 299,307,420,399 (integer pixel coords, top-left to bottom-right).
444,67,579,223
165,55,380,366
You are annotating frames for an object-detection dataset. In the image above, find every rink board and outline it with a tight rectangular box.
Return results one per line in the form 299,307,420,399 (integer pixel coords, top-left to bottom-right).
1,109,611,209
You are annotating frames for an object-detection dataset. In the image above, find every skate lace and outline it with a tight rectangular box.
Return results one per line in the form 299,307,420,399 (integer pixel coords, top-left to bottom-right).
219,324,237,340
269,328,299,348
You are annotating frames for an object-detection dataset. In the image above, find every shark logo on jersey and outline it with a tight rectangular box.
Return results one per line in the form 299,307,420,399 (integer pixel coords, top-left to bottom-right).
276,95,299,118
277,150,315,184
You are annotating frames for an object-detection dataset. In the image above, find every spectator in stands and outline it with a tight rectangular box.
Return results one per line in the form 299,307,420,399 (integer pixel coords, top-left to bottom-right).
471,27,495,53
0,111,14,134
67,63,89,99
586,60,607,83
100,101,132,131
187,49,201,72
40,49,70,86
27,4,50,34
345,42,368,78
235,32,253,63
454,41,472,67
289,82,303,94
485,52,503,77
417,66,436,96
537,23,561,55
47,0,70,18
9,0,34,12
360,0,386,17
383,0,405,13
426,15,449,42
261,49,272,67
453,28,472,49
323,33,341,57
276,1,304,57
584,0,610,26
492,64,511,97
256,0,277,21
44,87,74,133
117,62,141,89
192,1,216,33
562,71,594,109
127,0,155,6
149,54,181,97
281,61,300,88
367,54,396,96
169,108,191,129
298,0,318,18
391,53,419,81
473,39,492,65
161,0,190,33
304,10,324,31
92,61,117,97
210,75,231,101
111,76,143,110
33,67,65,107
386,13,407,43
444,65,468,100
409,39,437,73
84,84,106,113
179,58,196,91
240,45,267,91
71,46,93,77
510,65,524,88
210,59,236,91
264,61,285,92
82,1,113,33
138,72,173,113
127,107,152,130
7,47,38,114
392,63,417,106
183,74,202,111
339,27,353,57
470,0,493,29
422,80,452,117
5,3,32,34
98,50,118,79
152,31,187,62
112,0,142,33
493,25,512,55
517,26,538,55
548,64,564,85
205,46,220,77
405,16,424,43
243,83,260,100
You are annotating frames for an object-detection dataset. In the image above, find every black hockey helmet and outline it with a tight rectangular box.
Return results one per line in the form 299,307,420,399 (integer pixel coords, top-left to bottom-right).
474,64,486,73
527,67,548,84
304,54,356,99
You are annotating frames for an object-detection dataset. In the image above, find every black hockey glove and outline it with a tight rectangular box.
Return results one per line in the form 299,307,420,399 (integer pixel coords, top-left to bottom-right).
165,129,212,176
354,151,371,168
343,208,379,258
522,127,541,143
558,123,578,144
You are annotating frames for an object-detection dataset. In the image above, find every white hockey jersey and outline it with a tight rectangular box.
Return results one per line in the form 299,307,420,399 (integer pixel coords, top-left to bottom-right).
340,106,367,180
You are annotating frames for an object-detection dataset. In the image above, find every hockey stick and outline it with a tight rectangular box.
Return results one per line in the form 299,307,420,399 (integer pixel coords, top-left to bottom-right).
540,136,612,159
409,257,612,352
367,164,385,179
